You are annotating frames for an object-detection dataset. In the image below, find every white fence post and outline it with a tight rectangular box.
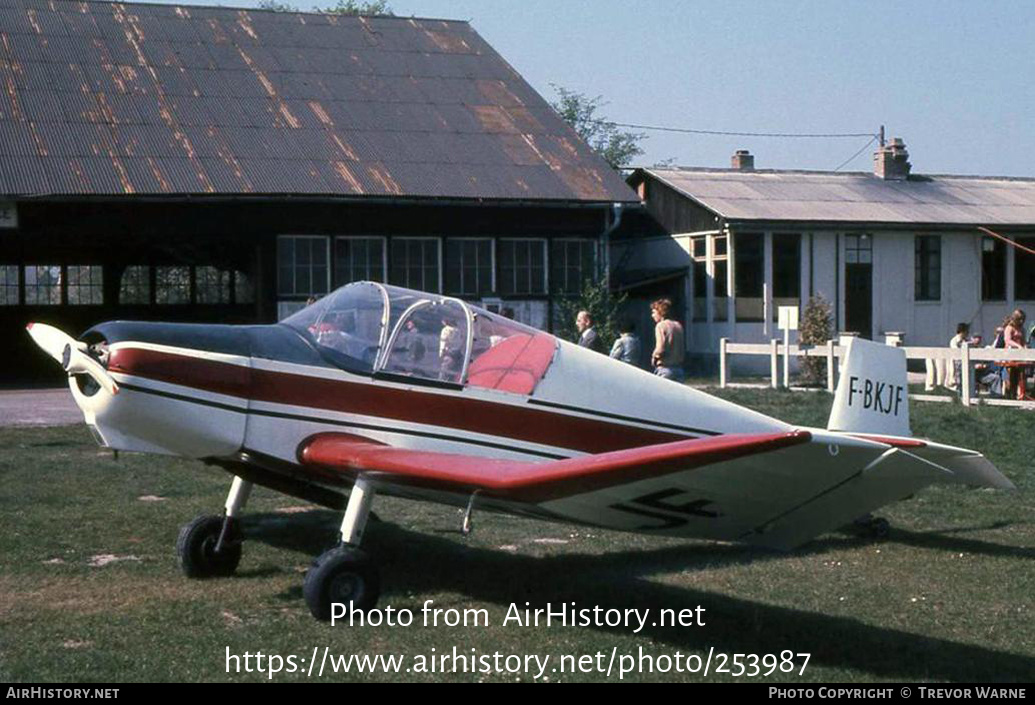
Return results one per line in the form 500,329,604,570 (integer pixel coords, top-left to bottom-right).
783,328,791,389
770,339,779,389
961,342,971,407
719,338,728,388
826,340,835,393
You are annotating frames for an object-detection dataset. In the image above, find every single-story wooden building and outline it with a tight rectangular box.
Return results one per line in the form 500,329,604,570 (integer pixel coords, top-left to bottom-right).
620,141,1035,372
0,0,639,381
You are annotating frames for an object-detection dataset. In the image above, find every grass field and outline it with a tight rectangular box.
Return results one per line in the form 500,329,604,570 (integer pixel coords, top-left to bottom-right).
1,388,1032,682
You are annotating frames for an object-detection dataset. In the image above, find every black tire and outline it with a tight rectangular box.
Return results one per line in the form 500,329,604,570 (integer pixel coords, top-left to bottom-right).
177,514,242,579
304,546,380,621
867,517,891,540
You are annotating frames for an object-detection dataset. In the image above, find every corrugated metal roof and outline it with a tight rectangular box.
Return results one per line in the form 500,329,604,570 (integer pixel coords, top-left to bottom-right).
643,167,1035,226
0,0,636,203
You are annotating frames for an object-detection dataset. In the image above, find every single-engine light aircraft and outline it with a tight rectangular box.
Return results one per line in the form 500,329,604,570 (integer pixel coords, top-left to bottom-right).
27,281,1013,620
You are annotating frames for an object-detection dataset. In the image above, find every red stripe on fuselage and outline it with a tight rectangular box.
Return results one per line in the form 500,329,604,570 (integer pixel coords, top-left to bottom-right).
108,347,688,453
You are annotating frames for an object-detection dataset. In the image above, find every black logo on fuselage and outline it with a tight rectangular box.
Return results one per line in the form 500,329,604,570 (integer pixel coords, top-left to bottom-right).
847,375,905,416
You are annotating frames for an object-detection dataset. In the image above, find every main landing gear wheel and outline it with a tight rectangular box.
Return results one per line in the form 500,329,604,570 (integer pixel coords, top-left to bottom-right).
177,514,243,578
304,545,381,620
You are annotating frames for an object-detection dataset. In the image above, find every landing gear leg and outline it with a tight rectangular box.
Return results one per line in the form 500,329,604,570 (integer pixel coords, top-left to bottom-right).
177,476,252,578
304,475,381,620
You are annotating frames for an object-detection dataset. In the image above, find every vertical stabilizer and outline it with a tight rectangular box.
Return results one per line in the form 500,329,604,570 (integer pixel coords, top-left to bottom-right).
828,337,911,436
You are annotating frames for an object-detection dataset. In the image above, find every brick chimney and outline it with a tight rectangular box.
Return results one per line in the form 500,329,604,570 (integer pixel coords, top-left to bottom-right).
873,138,911,180
731,149,754,171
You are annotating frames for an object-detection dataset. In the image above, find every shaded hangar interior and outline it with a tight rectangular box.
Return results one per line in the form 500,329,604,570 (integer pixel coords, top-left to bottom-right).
0,0,640,381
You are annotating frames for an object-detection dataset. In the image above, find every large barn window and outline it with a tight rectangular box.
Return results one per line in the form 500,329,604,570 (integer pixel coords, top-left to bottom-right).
981,237,1006,301
734,232,764,322
196,266,232,304
335,237,386,287
67,266,103,305
278,235,330,298
914,235,941,301
772,234,801,319
120,266,151,304
155,266,191,304
445,239,492,296
390,238,440,292
498,239,546,295
550,239,596,294
1016,237,1035,301
25,265,61,305
1,266,19,305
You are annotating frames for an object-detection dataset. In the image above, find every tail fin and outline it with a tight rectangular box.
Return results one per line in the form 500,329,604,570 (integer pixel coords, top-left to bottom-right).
828,337,911,437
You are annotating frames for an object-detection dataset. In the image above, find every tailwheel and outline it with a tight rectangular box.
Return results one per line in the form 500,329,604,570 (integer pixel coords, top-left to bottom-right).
850,514,890,540
304,545,381,620
866,517,891,539
177,514,242,578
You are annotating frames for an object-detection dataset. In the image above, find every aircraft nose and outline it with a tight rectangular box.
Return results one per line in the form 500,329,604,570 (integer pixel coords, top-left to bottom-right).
27,322,119,396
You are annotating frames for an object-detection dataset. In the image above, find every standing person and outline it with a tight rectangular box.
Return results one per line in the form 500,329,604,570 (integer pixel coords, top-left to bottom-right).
946,322,972,391
439,316,464,382
1003,309,1028,399
651,298,685,382
575,310,602,353
609,318,642,367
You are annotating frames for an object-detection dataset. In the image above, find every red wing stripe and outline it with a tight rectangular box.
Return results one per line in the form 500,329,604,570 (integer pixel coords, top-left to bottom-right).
301,430,812,503
849,434,927,448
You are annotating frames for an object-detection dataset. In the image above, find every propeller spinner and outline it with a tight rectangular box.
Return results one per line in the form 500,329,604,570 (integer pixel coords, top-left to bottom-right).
26,323,119,396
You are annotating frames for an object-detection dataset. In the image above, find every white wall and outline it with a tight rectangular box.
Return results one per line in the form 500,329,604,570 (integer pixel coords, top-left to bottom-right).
619,227,1030,375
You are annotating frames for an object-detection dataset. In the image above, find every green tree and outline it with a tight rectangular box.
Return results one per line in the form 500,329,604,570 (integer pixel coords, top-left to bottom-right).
257,0,296,10
550,85,645,170
323,0,393,14
258,0,393,14
555,278,628,354
799,294,833,385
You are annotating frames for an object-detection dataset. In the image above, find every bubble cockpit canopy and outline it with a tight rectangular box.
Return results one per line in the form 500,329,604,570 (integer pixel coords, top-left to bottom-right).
281,282,557,395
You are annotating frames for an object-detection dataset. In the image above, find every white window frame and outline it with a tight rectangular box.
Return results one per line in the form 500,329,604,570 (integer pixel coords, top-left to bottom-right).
551,238,597,294
334,235,388,287
277,235,331,298
24,265,63,306
1,265,20,305
445,237,495,296
390,237,442,293
498,238,548,295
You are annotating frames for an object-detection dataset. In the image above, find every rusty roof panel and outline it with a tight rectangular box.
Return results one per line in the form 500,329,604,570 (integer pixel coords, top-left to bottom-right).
0,0,636,203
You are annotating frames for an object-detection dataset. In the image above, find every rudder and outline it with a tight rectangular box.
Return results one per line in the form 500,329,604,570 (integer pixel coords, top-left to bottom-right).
828,337,911,437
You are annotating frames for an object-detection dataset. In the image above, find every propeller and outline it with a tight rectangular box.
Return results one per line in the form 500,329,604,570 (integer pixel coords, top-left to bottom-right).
26,323,119,396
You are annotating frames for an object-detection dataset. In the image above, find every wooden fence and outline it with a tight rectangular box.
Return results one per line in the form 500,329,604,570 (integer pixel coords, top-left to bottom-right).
718,338,1035,408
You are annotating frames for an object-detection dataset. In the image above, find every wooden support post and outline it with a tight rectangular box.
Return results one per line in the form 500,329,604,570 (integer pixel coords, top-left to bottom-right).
719,338,728,388
826,340,835,393
770,339,779,389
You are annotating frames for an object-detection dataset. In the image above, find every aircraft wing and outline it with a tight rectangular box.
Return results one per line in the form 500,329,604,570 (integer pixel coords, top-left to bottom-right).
299,429,1011,549
299,430,813,503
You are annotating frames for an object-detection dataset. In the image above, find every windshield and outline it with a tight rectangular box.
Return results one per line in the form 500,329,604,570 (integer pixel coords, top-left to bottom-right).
282,281,557,393
281,282,388,374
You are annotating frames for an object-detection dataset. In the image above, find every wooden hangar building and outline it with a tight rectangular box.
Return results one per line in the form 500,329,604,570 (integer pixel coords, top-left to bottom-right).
0,0,639,381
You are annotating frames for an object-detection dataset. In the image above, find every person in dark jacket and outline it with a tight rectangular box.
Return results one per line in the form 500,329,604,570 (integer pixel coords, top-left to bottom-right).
575,310,602,353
